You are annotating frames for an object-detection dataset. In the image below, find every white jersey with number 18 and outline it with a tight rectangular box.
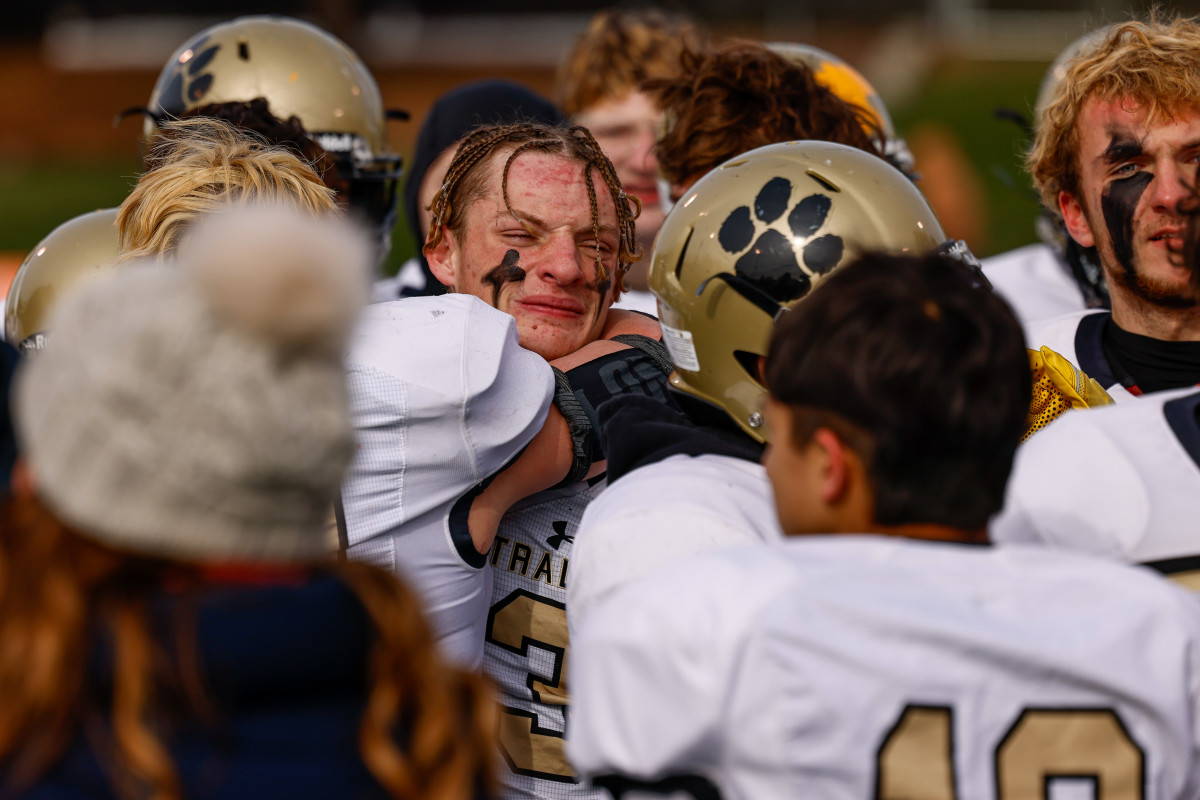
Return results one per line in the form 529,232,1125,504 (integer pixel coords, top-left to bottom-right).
568,537,1200,800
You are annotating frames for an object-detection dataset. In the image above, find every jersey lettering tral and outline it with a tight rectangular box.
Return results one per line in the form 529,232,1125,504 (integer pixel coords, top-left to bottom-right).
485,480,607,800
993,387,1200,589
568,537,1200,800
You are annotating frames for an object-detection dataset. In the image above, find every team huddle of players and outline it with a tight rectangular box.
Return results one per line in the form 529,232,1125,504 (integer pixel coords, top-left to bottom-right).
4,7,1200,800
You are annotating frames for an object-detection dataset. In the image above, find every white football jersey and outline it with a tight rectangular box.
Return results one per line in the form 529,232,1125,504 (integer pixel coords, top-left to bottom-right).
485,479,607,800
1026,309,1138,402
568,453,782,634
340,295,553,670
982,243,1087,327
994,387,1200,588
568,537,1200,800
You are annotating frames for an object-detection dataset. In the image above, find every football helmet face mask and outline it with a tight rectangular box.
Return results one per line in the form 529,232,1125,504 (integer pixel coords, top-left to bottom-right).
5,208,121,352
767,42,915,177
145,16,402,260
651,141,972,442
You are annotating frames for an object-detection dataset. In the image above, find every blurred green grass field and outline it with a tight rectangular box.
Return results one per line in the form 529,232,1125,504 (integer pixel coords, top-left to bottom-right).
0,58,1047,274
891,58,1049,257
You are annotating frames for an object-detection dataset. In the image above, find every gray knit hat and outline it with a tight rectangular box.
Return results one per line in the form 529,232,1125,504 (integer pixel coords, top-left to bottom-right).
14,205,369,563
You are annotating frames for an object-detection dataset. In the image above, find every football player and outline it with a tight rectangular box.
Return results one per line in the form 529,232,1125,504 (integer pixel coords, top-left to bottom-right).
341,120,673,800
568,249,1200,800
568,140,974,628
139,15,403,267
981,26,1112,325
991,170,1200,586
1027,18,1200,398
993,381,1200,587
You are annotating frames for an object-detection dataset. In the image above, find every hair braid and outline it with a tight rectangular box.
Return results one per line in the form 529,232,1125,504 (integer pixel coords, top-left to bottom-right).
426,126,518,253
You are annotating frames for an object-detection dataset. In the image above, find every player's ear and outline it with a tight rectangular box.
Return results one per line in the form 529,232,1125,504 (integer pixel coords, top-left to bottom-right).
425,225,458,289
812,427,853,505
1059,190,1096,248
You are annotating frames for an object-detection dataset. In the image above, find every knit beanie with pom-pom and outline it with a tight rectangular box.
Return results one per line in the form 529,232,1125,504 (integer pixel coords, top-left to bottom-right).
14,204,370,563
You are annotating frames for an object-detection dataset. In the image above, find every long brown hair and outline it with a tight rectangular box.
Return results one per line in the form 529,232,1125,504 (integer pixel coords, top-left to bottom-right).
0,493,495,800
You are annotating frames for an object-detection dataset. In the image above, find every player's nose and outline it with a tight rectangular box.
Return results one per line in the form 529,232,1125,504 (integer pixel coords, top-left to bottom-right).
533,234,588,285
1151,161,1192,210
631,128,658,176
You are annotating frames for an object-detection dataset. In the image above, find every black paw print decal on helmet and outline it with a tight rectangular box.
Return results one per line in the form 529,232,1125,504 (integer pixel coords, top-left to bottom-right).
717,176,844,304
157,36,222,115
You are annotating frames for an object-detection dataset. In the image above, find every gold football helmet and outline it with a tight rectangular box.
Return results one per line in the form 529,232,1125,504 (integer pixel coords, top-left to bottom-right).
768,42,914,176
145,16,402,252
651,141,968,442
5,209,120,351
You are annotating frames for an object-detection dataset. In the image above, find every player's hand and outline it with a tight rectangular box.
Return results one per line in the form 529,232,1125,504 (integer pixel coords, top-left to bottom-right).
1022,346,1114,441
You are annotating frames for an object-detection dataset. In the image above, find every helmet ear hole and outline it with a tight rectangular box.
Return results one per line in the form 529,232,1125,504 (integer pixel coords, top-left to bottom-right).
806,170,839,193
733,350,766,386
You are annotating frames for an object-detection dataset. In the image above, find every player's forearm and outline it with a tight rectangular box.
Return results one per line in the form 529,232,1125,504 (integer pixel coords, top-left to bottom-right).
467,406,573,554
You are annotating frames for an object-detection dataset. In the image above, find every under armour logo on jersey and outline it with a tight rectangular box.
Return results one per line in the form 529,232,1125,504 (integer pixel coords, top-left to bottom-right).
717,177,844,305
157,36,221,114
547,521,574,551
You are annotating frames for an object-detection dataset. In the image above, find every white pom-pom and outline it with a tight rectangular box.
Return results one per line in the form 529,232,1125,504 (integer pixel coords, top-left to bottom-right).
179,204,370,350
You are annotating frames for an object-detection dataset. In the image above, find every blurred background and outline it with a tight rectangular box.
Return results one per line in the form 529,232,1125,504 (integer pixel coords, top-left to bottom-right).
0,0,1178,285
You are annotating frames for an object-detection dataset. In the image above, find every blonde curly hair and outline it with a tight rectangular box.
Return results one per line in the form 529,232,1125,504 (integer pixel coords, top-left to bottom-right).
118,117,337,261
1029,16,1200,214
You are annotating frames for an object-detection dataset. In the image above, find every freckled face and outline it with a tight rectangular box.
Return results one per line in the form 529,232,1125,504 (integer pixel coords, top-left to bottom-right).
431,151,620,361
1062,98,1200,306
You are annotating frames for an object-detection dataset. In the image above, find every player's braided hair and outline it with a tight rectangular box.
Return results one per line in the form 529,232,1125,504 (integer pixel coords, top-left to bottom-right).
425,121,642,294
